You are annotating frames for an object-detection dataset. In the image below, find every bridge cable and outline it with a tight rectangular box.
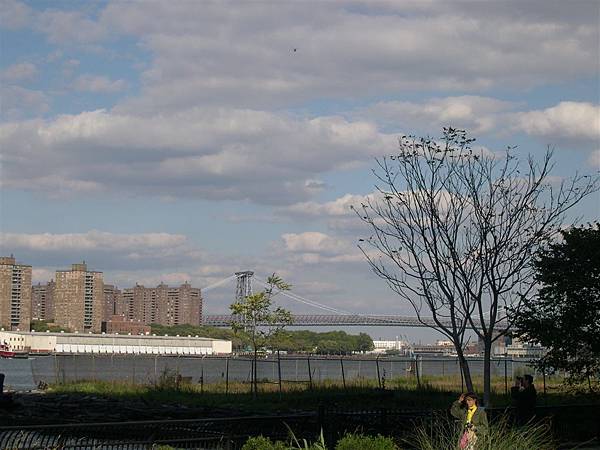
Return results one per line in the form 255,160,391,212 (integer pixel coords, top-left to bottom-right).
254,277,423,322
254,277,353,315
201,275,237,292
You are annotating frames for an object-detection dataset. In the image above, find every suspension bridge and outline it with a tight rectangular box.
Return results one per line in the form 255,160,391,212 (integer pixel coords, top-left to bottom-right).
200,271,505,330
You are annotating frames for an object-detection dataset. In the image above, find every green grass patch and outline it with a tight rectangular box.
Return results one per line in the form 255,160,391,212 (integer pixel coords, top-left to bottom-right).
48,373,597,413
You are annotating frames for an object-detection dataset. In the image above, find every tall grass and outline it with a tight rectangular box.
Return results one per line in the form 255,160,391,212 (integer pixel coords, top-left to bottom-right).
406,414,555,450
49,373,584,413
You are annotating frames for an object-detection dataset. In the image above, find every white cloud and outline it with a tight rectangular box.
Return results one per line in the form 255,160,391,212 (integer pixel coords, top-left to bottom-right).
1,62,37,81
279,232,362,264
0,230,207,283
281,193,376,218
3,2,597,114
588,150,600,168
0,230,187,252
357,96,516,134
0,0,32,29
358,97,600,150
74,75,127,93
0,85,49,119
514,101,600,142
281,188,463,236
97,2,599,112
279,193,379,233
0,108,393,204
304,179,328,192
282,232,347,254
36,9,108,44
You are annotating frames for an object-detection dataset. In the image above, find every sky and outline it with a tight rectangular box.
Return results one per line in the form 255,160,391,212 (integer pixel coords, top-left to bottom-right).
1,0,599,342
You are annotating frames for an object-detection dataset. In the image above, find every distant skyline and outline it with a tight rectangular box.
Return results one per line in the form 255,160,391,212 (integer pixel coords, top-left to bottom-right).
1,0,599,341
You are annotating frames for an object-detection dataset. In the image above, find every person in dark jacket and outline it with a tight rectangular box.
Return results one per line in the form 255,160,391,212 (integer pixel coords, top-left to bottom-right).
451,392,488,449
511,374,537,425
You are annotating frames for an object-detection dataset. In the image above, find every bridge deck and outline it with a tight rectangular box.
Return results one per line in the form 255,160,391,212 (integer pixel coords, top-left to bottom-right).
203,314,498,329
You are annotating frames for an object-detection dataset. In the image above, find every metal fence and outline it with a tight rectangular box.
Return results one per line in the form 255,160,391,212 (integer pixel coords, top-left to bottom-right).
0,413,319,450
1,354,541,392
1,404,598,449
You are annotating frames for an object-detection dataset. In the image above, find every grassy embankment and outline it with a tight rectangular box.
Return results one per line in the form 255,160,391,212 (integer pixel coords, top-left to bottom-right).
49,374,596,413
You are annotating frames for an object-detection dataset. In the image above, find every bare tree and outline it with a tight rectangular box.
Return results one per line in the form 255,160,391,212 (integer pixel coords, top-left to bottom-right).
355,128,599,405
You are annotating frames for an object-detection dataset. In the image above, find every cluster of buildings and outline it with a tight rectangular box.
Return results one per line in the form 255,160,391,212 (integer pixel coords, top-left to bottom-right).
372,337,545,358
372,339,479,356
0,256,203,334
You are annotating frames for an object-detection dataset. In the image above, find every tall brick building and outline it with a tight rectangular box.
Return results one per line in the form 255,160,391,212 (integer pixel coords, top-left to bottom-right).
0,256,32,331
31,281,55,321
121,282,202,326
103,284,121,322
54,263,104,333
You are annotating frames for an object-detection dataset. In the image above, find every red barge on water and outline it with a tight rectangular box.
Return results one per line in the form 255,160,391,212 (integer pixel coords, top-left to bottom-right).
0,343,28,358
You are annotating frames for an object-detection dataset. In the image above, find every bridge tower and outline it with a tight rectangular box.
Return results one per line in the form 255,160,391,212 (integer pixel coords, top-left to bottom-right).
235,271,254,301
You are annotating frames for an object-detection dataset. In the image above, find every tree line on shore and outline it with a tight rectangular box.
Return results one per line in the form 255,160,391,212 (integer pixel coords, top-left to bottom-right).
149,323,374,355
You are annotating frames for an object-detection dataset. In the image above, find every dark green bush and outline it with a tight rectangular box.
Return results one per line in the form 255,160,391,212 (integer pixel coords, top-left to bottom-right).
242,431,399,450
241,436,289,450
335,433,398,450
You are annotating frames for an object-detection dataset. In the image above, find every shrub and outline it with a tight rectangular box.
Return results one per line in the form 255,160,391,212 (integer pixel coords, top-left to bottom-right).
335,433,398,450
243,430,326,450
241,436,289,450
154,368,180,391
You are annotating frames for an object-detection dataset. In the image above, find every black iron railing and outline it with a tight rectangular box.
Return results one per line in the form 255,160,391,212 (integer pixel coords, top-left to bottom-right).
1,404,598,449
0,413,318,450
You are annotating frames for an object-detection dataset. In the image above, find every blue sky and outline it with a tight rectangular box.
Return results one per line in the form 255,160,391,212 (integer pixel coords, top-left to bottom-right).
1,0,599,341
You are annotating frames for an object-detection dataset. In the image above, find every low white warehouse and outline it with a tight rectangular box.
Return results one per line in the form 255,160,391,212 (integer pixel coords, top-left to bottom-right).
0,331,232,355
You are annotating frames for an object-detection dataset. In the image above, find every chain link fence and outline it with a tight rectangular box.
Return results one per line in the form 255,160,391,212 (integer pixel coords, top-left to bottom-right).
0,353,543,392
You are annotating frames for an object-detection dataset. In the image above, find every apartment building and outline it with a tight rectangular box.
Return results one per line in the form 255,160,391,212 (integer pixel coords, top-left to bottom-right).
103,284,121,322
121,284,158,324
54,263,104,333
121,282,202,326
0,256,32,331
31,281,56,321
168,282,202,327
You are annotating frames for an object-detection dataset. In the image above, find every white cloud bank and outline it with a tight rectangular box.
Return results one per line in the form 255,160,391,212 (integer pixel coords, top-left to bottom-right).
1,62,37,81
279,232,362,264
357,96,516,134
513,102,600,143
9,1,598,111
104,1,598,112
0,230,188,251
74,75,127,93
0,108,394,204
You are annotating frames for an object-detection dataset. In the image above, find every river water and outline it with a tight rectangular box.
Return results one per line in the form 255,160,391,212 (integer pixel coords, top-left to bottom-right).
0,354,538,391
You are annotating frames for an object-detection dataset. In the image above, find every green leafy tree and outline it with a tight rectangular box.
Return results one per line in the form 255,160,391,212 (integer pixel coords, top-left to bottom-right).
513,223,600,390
30,319,71,333
356,128,599,405
316,340,341,355
230,273,292,396
150,323,248,351
355,332,375,353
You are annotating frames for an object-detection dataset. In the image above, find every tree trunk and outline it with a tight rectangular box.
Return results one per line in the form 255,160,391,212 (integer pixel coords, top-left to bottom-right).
456,345,474,392
483,337,492,406
253,348,258,398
